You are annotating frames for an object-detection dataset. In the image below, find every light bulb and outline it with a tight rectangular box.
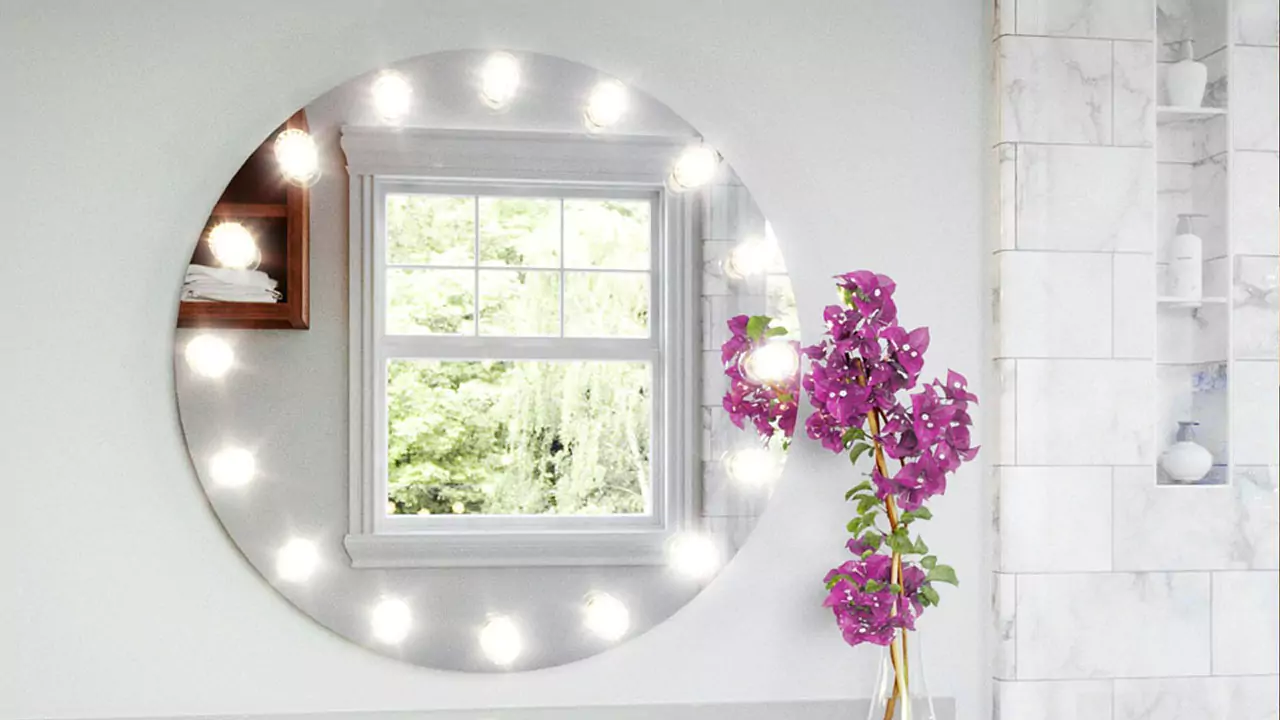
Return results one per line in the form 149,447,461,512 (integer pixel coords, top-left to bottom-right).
582,592,630,642
371,71,413,122
724,237,774,280
183,334,234,379
208,447,256,488
273,128,320,187
370,598,413,644
667,533,721,580
479,52,521,110
584,79,628,131
742,341,800,384
724,447,781,487
479,615,523,666
668,145,719,191
276,538,319,583
206,221,259,270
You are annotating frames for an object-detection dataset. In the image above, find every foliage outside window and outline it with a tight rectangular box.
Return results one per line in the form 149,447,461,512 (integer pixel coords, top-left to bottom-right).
381,192,658,518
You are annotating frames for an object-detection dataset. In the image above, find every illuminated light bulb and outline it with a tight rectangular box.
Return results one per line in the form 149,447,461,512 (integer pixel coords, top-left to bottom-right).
479,615,523,666
479,52,521,110
273,128,321,187
724,447,781,487
208,447,256,488
724,237,774,280
184,334,234,379
666,532,721,580
742,341,800,385
205,221,259,270
451,501,466,514
668,145,719,192
582,592,630,642
275,538,319,583
584,79,628,131
370,597,413,644
371,71,413,121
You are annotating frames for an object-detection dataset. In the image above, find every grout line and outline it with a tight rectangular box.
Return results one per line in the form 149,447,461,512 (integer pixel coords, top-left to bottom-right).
990,139,1149,149
1108,467,1116,572
1110,253,1117,357
992,248,1155,256
993,32,1154,43
1001,673,1280,684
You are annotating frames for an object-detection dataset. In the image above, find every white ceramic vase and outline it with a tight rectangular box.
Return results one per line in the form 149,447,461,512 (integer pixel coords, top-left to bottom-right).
1160,421,1213,484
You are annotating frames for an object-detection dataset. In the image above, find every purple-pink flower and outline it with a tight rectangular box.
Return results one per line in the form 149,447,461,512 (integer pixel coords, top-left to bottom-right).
722,269,979,649
720,315,799,441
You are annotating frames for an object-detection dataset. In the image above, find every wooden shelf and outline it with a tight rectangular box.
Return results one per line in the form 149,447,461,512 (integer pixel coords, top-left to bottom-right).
178,110,310,330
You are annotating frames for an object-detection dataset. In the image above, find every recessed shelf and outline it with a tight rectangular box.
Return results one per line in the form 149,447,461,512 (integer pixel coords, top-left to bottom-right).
1157,296,1228,309
1157,105,1228,125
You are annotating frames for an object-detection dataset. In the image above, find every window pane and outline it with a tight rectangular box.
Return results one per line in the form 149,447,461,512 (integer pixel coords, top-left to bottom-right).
478,270,560,336
386,359,651,516
386,195,475,266
564,199,650,270
564,272,649,338
386,269,475,335
479,197,560,267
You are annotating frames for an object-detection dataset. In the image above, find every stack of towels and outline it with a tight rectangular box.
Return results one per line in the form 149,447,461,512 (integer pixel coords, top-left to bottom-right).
182,264,281,303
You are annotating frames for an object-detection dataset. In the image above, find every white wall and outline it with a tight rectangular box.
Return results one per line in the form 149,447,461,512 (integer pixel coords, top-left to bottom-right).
0,2,987,719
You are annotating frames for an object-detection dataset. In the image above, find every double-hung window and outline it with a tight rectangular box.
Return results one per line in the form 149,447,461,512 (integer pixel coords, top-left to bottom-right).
344,129,697,567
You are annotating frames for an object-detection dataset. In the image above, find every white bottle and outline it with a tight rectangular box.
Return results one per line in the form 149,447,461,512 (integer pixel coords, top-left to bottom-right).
1166,40,1207,108
1168,213,1204,302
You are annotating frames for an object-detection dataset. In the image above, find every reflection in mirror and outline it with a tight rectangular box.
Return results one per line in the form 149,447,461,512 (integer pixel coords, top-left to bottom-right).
174,50,796,671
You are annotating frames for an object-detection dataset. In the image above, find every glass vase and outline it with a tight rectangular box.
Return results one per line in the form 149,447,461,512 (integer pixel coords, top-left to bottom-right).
865,630,937,720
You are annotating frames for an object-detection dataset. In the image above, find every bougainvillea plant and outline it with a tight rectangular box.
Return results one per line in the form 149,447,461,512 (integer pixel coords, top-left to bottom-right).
722,270,978,713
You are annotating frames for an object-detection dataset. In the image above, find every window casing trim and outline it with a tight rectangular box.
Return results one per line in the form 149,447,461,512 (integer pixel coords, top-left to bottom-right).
343,128,699,567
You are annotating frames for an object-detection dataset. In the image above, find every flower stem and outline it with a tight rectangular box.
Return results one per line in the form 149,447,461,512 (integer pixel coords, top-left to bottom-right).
867,405,910,719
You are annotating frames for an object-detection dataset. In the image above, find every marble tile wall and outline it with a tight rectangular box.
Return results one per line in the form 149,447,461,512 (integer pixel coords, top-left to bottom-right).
991,0,1279,716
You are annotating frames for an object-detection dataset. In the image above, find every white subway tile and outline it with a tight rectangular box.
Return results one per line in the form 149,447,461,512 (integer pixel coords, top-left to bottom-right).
1114,675,1280,720
1016,145,1154,252
996,679,1113,719
1113,41,1155,147
998,36,1113,144
1233,361,1280,467
1016,0,1153,39
1212,570,1280,675
1233,47,1280,151
997,251,1113,358
1232,151,1280,256
1016,359,1155,465
1113,466,1279,571
1113,253,1155,358
1016,572,1211,679
999,466,1112,572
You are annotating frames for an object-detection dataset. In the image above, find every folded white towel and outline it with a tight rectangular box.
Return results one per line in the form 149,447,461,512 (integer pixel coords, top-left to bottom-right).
182,287,281,303
185,264,278,290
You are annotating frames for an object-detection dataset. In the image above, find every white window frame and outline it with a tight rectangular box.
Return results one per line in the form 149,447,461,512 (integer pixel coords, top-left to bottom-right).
342,128,699,568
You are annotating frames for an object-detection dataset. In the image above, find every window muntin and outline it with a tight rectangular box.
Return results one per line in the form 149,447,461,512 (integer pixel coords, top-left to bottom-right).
373,182,663,527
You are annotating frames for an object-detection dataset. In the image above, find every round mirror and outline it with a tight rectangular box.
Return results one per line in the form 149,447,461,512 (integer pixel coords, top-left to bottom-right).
174,50,797,672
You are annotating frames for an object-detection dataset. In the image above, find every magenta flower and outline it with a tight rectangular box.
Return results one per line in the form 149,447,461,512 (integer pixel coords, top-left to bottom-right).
722,269,977,650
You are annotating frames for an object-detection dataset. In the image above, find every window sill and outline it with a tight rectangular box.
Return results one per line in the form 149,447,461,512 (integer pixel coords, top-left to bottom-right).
343,529,674,568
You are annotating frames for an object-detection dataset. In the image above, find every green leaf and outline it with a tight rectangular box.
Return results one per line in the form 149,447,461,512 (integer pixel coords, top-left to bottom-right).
765,326,789,338
901,507,933,524
844,480,872,501
860,531,883,551
825,573,854,590
864,579,884,592
846,517,863,533
926,564,959,586
849,442,872,466
856,494,881,515
745,315,769,342
920,585,940,606
841,427,867,443
921,555,937,570
889,583,903,595
913,535,929,554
